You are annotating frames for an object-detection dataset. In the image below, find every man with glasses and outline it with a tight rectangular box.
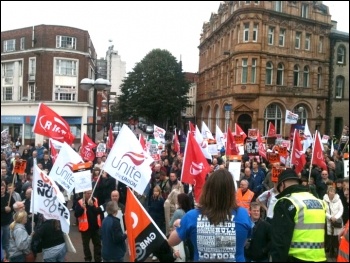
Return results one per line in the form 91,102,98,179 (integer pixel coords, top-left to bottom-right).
270,169,327,262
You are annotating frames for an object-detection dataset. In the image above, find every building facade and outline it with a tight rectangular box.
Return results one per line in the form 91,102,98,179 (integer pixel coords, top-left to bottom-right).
106,45,126,97
196,1,340,138
1,24,105,145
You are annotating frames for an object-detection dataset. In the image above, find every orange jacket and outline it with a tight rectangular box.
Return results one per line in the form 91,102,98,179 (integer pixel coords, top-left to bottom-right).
236,188,254,210
337,220,349,262
77,198,101,232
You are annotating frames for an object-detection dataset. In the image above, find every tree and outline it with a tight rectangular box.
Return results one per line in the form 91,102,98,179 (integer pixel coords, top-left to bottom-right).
116,49,190,127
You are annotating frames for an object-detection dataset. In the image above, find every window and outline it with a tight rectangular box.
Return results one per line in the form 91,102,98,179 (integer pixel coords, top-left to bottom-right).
303,66,309,87
2,62,14,78
29,58,36,75
292,105,307,125
266,62,273,85
274,1,282,12
253,24,258,42
295,32,301,49
3,39,15,52
268,27,274,45
235,59,239,84
254,1,260,4
3,87,13,101
243,23,249,42
55,59,77,76
237,26,240,44
317,67,322,89
293,65,300,86
242,59,248,84
245,1,251,4
54,85,77,101
29,84,35,101
337,46,345,64
301,4,309,18
335,76,344,98
318,36,323,53
279,28,285,46
56,35,77,49
251,58,257,83
276,63,284,85
264,104,282,135
20,37,25,50
305,34,311,50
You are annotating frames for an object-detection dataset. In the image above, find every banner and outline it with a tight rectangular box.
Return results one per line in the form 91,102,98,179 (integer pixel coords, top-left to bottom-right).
49,142,84,194
271,167,285,183
290,128,306,174
246,138,258,156
96,143,106,157
173,128,180,154
153,125,166,144
32,103,75,144
32,165,70,233
125,188,166,262
201,121,214,140
311,131,327,170
74,170,92,193
104,125,154,195
235,123,247,142
226,127,239,156
215,125,226,150
13,160,27,175
285,110,298,124
80,133,97,162
267,122,277,137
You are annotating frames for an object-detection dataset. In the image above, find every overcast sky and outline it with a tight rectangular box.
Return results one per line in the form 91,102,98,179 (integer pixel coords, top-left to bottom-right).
1,1,349,73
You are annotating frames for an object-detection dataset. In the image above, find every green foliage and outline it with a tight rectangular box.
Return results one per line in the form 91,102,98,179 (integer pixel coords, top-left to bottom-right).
116,49,190,127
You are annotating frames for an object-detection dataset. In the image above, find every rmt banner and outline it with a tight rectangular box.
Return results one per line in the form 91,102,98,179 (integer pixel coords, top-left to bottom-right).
246,138,258,156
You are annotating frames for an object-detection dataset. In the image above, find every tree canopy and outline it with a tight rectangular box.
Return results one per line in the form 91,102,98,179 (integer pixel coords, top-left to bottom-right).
116,49,190,127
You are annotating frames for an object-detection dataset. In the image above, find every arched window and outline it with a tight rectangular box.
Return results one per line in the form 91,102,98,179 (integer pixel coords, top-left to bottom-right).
266,62,273,85
215,106,220,127
264,104,282,135
276,63,284,85
293,105,307,125
317,67,322,89
337,46,345,64
293,65,300,86
303,66,309,87
335,76,344,99
207,106,212,129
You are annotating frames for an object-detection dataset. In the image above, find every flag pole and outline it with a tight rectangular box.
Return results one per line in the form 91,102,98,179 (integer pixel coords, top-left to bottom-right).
91,169,104,199
31,189,35,233
308,132,316,182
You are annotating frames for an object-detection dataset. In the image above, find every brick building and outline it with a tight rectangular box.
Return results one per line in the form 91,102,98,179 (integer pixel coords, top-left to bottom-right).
1,24,105,145
196,1,347,138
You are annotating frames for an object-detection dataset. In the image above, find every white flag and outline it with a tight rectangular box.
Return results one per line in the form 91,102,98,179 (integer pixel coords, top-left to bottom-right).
74,170,92,193
215,125,226,150
285,110,298,124
49,138,64,150
32,165,70,233
153,125,166,144
50,142,84,194
201,121,214,140
194,125,212,160
303,120,313,152
331,139,334,157
104,124,154,195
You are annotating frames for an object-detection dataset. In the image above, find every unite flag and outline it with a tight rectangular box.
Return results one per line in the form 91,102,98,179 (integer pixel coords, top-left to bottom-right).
290,129,306,174
226,127,239,156
125,188,166,262
311,130,327,170
80,133,97,162
33,103,75,144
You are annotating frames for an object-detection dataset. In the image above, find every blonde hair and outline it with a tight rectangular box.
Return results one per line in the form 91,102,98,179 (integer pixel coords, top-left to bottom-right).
10,210,27,230
327,186,336,194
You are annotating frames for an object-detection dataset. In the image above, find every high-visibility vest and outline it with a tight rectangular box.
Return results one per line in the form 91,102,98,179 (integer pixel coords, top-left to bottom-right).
236,188,254,210
337,220,349,262
280,192,326,262
77,198,101,232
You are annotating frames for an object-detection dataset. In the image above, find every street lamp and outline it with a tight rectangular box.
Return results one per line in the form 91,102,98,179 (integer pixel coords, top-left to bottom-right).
80,78,111,142
101,92,116,139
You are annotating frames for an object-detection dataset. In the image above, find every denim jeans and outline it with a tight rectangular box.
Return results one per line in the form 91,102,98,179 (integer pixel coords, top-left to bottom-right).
1,225,10,258
9,253,25,262
43,245,67,262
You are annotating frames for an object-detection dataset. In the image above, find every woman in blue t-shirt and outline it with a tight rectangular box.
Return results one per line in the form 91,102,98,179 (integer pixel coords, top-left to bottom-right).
168,169,252,262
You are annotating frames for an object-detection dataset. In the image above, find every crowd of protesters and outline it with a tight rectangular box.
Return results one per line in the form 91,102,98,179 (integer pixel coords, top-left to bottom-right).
1,127,349,262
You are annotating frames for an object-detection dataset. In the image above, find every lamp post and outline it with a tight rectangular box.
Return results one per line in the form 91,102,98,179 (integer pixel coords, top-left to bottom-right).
80,78,111,142
101,92,116,140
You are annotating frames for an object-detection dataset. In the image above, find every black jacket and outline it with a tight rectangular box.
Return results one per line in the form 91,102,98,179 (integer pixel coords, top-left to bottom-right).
245,218,271,261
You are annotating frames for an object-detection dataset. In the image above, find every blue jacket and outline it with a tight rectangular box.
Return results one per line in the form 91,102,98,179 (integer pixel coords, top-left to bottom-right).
101,215,127,260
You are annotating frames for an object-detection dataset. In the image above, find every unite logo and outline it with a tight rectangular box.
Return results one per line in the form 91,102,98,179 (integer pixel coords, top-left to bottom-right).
121,152,146,166
190,161,204,176
39,116,69,140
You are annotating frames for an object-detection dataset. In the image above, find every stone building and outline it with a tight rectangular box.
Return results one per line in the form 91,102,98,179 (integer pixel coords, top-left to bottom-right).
196,1,338,138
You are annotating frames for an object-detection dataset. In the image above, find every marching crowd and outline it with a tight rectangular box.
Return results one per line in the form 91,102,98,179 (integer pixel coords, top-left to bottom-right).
1,134,349,262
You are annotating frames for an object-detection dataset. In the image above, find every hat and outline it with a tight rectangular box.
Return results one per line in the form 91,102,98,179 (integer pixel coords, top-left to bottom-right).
277,169,302,189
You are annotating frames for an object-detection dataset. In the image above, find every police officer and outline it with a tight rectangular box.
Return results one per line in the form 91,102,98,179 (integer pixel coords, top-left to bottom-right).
270,169,327,262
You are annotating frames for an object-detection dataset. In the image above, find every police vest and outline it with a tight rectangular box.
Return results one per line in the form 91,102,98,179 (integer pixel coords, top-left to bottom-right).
280,192,326,262
337,221,349,262
78,198,101,232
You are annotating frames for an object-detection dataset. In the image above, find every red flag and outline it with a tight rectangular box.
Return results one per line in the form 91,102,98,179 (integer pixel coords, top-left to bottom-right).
267,122,276,137
33,103,75,144
181,132,210,203
125,188,166,262
139,134,147,151
311,130,327,170
291,129,306,174
80,133,96,162
189,121,196,136
173,128,180,154
107,124,114,149
226,127,239,155
49,140,58,164
235,123,247,142
257,130,267,160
